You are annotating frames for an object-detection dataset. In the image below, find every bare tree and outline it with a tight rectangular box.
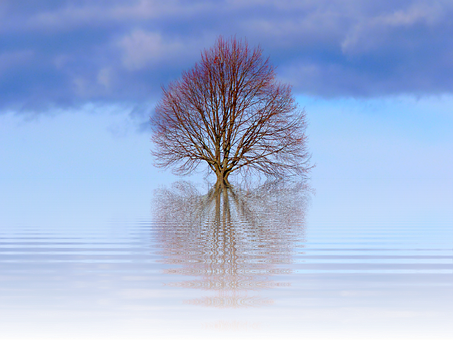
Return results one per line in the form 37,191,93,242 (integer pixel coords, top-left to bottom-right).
151,36,311,187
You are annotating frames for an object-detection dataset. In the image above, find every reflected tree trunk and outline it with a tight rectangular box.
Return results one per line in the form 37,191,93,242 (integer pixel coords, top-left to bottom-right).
153,180,310,308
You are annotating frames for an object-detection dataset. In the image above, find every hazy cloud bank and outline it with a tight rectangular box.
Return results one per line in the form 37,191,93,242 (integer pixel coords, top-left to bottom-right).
1,0,452,113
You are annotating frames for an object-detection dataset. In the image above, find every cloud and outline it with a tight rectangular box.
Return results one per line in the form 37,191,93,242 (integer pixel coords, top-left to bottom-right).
1,0,453,113
0,50,35,74
117,30,184,71
341,2,444,55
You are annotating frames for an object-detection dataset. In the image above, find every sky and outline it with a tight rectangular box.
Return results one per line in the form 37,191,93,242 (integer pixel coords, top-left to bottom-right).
1,0,452,228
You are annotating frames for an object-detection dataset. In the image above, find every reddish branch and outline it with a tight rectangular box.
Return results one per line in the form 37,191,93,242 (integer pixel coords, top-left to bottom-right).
151,36,311,187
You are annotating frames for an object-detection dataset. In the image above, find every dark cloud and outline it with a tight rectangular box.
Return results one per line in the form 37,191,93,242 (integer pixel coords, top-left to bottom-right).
1,0,453,112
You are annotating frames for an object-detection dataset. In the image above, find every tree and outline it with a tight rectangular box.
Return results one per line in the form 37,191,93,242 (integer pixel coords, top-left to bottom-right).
151,36,311,188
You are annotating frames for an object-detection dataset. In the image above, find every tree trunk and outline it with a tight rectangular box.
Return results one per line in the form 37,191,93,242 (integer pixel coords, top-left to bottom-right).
215,170,231,188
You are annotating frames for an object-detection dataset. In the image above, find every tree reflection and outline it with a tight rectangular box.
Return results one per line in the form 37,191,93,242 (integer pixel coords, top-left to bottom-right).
153,180,310,308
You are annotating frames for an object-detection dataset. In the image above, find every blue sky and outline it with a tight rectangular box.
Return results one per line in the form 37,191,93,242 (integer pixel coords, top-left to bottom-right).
1,0,452,227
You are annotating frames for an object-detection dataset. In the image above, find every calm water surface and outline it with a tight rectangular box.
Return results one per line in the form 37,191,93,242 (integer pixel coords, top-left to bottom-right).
1,181,452,340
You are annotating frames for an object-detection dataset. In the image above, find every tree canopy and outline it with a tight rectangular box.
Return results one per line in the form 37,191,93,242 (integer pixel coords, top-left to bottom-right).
151,36,311,187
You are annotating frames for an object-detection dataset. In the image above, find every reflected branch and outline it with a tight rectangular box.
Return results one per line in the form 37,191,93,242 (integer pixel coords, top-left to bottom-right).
153,180,310,308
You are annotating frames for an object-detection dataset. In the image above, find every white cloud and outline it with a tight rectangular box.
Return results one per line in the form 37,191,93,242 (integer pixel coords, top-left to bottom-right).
4,1,213,33
341,3,445,55
2,0,453,107
117,30,184,71
109,0,213,20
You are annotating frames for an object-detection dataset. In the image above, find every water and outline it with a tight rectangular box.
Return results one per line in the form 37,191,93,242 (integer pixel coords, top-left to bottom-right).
0,180,452,340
